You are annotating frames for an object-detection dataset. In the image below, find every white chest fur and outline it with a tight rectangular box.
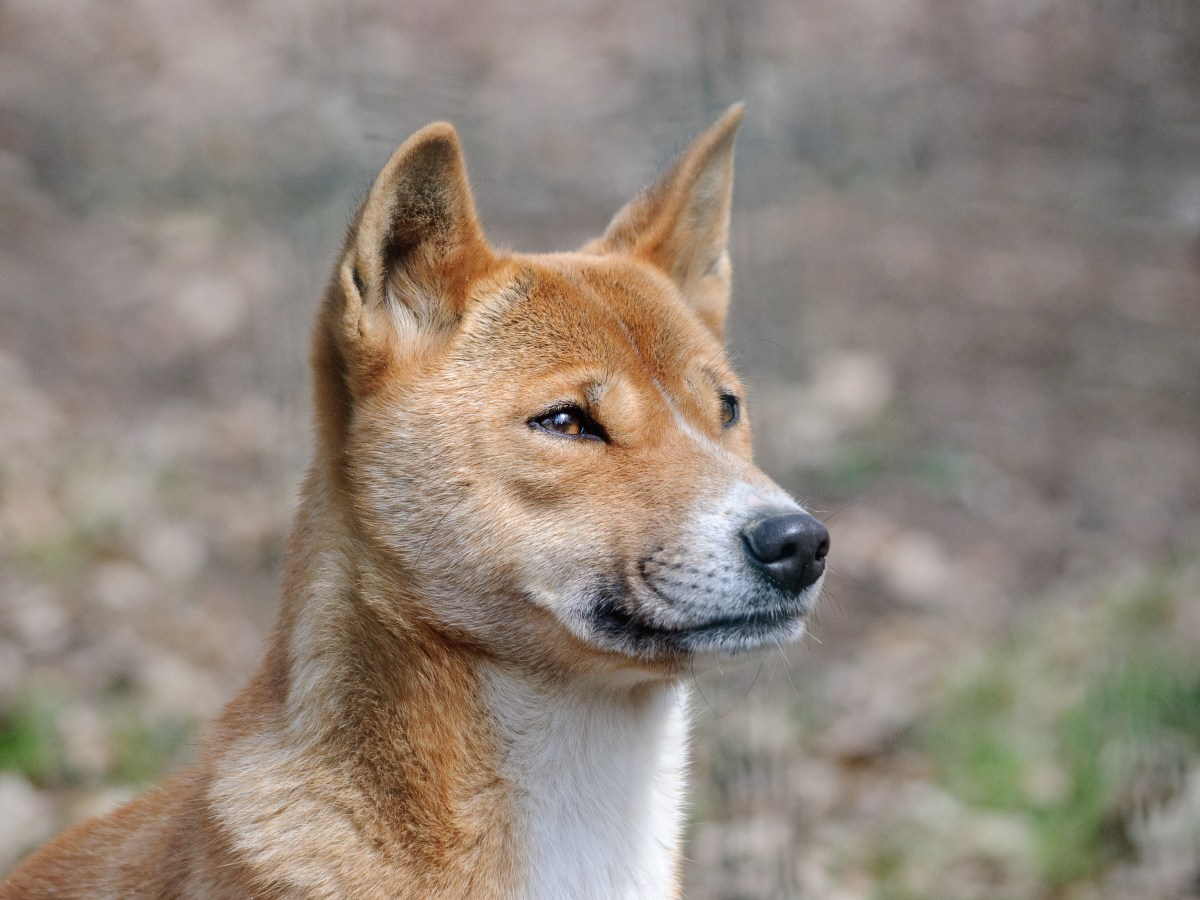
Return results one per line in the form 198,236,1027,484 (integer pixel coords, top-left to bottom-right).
483,668,691,900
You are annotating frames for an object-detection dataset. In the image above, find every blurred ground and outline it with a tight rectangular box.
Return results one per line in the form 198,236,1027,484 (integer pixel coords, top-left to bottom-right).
2,1,1200,897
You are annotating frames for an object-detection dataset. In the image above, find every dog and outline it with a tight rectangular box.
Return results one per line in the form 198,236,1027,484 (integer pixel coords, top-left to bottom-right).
3,104,828,899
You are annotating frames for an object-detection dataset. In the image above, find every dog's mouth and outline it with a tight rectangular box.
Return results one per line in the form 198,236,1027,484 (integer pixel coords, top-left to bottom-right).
586,585,811,658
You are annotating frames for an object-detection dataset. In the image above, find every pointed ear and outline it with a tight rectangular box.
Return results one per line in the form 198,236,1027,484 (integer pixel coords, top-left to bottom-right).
340,122,490,349
588,104,743,337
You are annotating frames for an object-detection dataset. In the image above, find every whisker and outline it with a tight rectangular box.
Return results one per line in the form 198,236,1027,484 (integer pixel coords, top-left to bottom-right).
417,495,469,557
811,500,864,523
719,661,763,718
773,636,802,698
689,656,718,717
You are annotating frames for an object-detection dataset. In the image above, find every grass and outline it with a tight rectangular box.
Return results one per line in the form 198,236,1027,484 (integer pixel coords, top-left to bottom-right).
109,710,193,787
815,436,971,498
0,690,68,785
8,515,126,580
919,566,1200,890
0,686,193,790
816,440,889,494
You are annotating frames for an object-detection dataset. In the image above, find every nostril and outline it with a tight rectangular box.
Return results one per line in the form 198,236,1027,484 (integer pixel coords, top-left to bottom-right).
815,535,830,561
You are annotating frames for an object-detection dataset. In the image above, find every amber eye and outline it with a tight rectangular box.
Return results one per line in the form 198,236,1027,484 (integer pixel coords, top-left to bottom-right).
542,409,583,435
720,393,740,428
529,406,606,441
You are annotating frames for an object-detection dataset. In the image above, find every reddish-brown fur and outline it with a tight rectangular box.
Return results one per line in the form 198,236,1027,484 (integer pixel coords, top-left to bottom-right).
4,105,814,899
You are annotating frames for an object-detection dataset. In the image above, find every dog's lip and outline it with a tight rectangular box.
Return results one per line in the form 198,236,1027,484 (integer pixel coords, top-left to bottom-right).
651,605,806,637
635,577,812,637
586,577,817,658
592,594,807,643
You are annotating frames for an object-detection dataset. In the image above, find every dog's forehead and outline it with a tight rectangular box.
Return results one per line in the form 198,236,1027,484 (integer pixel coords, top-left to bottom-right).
463,257,726,383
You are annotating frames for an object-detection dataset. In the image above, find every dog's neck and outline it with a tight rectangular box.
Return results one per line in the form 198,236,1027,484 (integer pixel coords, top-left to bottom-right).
481,664,691,899
255,491,691,897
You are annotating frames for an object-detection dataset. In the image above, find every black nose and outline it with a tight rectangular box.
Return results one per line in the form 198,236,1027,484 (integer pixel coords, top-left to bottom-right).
741,512,830,594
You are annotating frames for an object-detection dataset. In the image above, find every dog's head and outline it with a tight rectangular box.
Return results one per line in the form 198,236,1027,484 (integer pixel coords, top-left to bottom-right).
313,106,827,676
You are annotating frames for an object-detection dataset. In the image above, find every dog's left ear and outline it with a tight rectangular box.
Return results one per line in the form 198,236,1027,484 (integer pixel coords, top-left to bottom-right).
588,104,744,338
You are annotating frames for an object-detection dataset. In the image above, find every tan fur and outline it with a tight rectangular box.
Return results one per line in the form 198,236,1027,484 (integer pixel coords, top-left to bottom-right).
4,105,819,899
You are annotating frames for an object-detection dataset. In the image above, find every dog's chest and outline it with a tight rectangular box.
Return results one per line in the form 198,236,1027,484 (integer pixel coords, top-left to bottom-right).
483,671,691,899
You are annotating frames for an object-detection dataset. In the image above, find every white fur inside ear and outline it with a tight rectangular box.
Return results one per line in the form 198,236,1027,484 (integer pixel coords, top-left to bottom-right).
339,259,428,353
384,286,431,349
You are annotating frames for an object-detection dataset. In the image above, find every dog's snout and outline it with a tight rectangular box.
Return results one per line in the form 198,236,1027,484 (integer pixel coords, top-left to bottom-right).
741,512,829,593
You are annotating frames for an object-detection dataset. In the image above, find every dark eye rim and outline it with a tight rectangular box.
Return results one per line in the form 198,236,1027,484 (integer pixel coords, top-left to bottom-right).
527,404,609,443
720,393,741,428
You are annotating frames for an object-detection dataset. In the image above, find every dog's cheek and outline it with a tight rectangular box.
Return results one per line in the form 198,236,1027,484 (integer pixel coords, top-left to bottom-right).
453,464,613,599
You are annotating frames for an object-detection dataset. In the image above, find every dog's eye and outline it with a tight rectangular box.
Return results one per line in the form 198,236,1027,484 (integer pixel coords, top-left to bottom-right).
529,406,606,441
543,410,584,435
720,394,740,428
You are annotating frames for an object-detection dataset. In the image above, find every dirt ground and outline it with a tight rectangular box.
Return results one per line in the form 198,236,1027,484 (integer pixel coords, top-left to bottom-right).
2,2,1199,897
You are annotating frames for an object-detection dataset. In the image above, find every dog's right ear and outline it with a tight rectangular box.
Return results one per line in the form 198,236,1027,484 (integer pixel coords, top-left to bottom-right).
338,123,491,358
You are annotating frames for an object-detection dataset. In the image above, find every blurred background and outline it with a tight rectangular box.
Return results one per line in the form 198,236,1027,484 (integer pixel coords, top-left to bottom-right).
2,1,1199,896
